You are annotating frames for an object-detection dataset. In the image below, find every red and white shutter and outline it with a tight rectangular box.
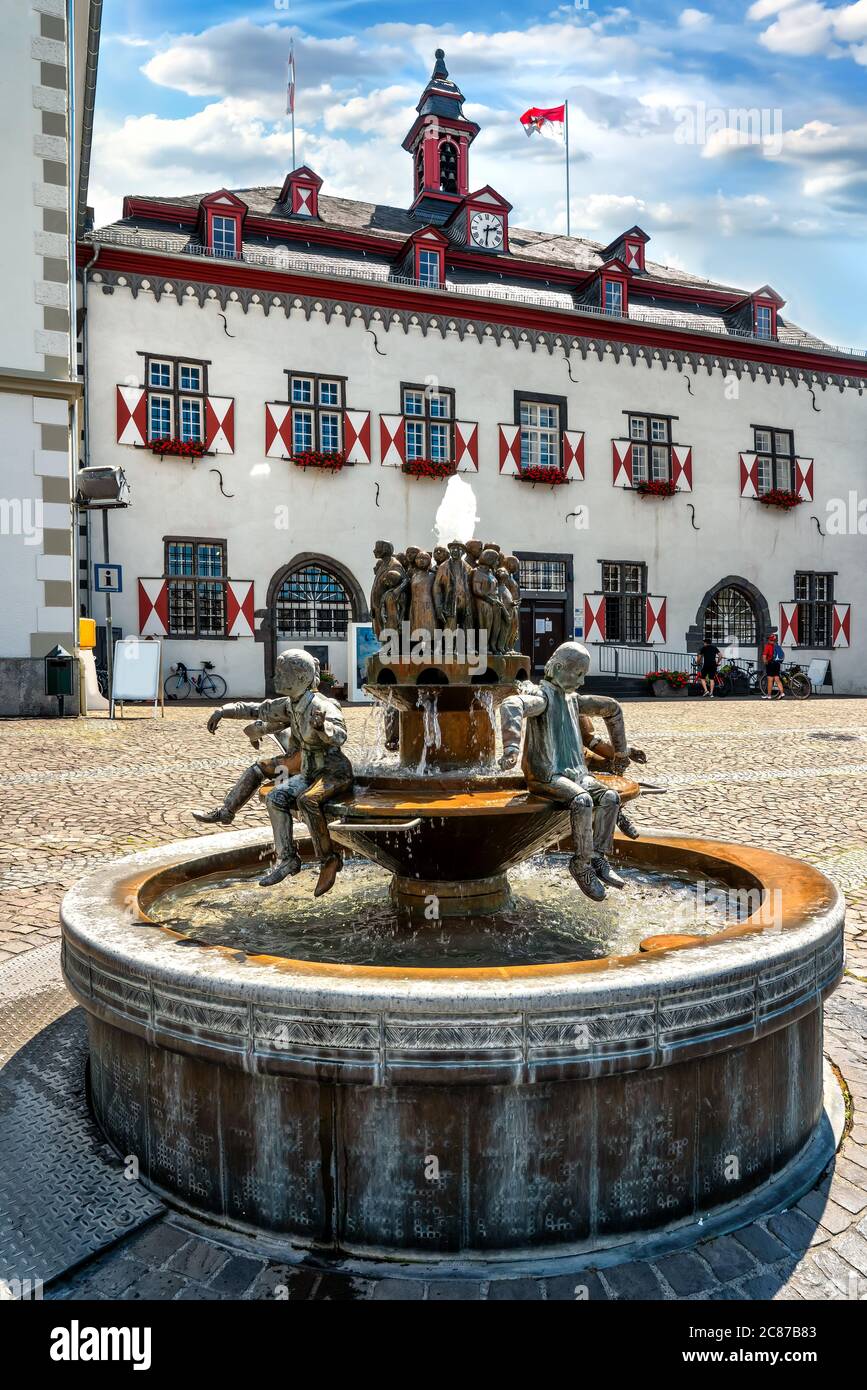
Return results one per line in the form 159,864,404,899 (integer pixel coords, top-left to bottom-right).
116,386,147,446
380,415,406,467
739,453,759,498
498,424,521,475
265,402,292,458
563,430,585,480
454,421,478,472
795,457,814,501
226,580,255,638
613,439,633,487
833,603,851,648
671,445,693,492
138,579,168,637
646,596,667,644
205,397,235,454
583,595,606,643
780,603,799,647
344,410,371,464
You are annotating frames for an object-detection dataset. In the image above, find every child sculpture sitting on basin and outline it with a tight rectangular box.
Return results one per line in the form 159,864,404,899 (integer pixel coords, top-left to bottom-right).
193,649,352,897
499,641,629,902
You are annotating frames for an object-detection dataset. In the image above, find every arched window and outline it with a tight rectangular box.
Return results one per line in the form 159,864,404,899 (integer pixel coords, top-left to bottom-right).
275,564,352,639
439,141,458,194
703,587,757,646
415,146,425,195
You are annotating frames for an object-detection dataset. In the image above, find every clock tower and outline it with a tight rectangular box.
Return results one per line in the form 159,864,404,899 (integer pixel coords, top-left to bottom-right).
403,50,480,225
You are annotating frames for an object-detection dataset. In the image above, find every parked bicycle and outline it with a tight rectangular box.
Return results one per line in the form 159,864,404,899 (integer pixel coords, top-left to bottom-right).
766,662,812,700
687,662,731,697
164,660,227,701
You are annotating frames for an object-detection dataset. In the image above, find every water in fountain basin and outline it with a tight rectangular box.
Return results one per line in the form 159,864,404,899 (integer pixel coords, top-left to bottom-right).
415,690,442,772
153,855,741,968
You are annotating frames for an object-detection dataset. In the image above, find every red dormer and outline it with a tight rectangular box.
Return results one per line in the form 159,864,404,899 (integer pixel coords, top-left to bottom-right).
598,257,630,316
279,165,323,219
751,285,784,340
396,225,448,286
601,225,649,274
444,186,512,255
197,190,248,258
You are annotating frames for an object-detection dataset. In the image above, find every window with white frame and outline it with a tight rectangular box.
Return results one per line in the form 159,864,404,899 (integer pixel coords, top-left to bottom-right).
628,413,672,483
418,248,441,287
601,561,647,643
604,279,624,315
755,304,773,339
402,384,454,461
794,571,834,648
519,399,560,469
165,538,227,638
287,372,345,456
211,215,238,257
145,355,208,443
753,426,795,495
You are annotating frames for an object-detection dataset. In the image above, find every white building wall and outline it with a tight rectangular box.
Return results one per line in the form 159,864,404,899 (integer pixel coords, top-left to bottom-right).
85,279,867,696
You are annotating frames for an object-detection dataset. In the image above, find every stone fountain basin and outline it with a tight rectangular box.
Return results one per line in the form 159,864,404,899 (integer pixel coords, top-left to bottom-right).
60,829,844,1262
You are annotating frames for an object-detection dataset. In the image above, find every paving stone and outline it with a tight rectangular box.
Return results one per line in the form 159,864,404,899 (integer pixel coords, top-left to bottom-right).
844,1144,867,1173
544,1271,611,1301
487,1278,545,1300
205,1254,264,1298
826,1178,867,1215
122,1221,190,1266
654,1250,717,1296
798,1197,854,1236
739,1271,791,1299
832,1230,867,1278
166,1238,231,1283
766,1208,822,1253
119,1268,191,1300
371,1279,427,1300
245,1266,319,1301
175,1282,225,1300
425,1279,483,1300
695,1235,757,1283
810,1245,866,1298
732,1223,789,1264
601,1261,666,1301
310,1273,375,1300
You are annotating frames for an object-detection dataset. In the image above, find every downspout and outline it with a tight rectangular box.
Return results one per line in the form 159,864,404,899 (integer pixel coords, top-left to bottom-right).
80,241,100,621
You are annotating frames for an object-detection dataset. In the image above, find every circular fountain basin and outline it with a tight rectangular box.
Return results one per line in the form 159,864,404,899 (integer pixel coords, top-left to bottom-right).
61,830,844,1265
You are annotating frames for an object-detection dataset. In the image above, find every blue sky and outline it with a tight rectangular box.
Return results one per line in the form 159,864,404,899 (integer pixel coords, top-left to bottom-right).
91,1,867,348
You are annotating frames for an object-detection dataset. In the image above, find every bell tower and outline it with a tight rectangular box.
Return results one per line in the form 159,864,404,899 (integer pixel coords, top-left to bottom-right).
402,50,480,224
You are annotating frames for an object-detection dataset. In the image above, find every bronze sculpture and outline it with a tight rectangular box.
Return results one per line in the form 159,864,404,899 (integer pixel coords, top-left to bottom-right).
433,540,473,632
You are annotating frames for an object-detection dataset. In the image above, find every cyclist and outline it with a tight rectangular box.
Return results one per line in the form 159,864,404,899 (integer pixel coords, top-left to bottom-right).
761,627,785,700
696,638,722,697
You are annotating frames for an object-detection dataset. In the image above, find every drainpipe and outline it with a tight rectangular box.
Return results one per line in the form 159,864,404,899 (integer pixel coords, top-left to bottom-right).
80,241,100,621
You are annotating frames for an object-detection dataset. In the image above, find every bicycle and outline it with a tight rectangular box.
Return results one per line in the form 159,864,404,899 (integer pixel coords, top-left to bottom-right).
164,660,228,701
687,662,732,697
759,661,812,701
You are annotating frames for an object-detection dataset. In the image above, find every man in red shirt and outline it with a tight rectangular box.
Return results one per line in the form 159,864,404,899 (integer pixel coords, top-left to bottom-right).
762,628,785,700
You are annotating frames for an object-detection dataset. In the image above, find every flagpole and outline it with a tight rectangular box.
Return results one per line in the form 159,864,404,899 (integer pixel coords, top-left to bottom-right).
564,99,571,238
292,46,296,169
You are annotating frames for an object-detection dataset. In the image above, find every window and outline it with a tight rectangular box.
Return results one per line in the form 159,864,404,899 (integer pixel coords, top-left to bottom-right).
285,372,345,455
144,355,208,444
794,572,834,648
402,384,454,461
418,248,441,287
439,141,458,194
627,413,672,483
703,587,757,646
601,561,647,643
604,279,624,315
275,564,352,639
519,399,560,469
518,559,567,592
165,539,227,638
755,303,773,339
753,426,794,494
211,215,237,257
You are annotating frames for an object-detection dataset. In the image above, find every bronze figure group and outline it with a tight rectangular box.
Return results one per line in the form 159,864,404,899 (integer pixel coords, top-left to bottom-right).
370,539,521,653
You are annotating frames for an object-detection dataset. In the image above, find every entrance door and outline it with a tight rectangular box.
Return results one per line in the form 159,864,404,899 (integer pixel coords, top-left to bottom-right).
520,601,566,676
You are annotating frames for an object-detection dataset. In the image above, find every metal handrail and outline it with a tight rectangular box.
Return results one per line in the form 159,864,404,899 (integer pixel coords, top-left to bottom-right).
598,645,694,678
86,227,866,362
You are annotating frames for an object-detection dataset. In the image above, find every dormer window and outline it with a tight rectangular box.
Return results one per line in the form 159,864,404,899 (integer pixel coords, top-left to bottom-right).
755,303,774,339
279,166,323,220
418,248,441,287
624,239,644,272
439,141,459,193
198,191,247,258
604,278,624,315
212,216,237,257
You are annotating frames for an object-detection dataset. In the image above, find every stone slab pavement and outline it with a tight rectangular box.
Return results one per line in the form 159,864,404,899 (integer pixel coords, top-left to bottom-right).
1,697,866,1300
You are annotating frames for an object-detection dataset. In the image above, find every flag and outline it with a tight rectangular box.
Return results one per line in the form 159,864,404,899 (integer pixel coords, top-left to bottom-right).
520,104,566,139
286,42,295,116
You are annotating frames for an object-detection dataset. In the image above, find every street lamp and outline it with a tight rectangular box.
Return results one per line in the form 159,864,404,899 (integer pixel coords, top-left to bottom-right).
75,465,130,711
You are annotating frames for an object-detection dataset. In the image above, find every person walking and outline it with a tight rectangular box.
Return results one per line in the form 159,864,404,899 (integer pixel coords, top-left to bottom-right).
762,627,786,700
697,638,722,697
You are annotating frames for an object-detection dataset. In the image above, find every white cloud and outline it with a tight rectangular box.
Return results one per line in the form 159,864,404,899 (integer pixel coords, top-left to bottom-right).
678,9,711,28
748,0,867,59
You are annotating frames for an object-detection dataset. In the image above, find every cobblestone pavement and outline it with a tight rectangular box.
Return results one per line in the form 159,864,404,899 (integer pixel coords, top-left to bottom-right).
3,697,867,1300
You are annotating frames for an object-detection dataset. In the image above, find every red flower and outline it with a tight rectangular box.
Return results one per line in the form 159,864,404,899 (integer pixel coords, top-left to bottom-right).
517,465,569,485
635,478,676,497
757,488,802,510
150,437,206,458
401,458,458,479
290,450,346,471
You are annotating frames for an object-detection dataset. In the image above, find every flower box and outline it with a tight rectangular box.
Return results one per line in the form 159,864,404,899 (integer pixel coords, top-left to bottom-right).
150,438,206,458
645,669,689,698
635,479,676,498
757,489,802,510
516,466,569,485
401,458,458,480
290,450,346,471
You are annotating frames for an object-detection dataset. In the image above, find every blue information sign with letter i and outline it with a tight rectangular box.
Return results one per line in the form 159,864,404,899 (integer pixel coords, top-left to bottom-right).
94,563,123,594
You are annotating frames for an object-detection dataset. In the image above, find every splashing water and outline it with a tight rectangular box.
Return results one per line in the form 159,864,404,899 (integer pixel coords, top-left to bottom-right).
473,689,497,772
433,474,479,548
350,693,400,775
416,690,442,772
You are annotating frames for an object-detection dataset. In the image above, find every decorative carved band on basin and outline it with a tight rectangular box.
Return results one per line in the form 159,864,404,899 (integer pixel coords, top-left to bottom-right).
61,828,844,1262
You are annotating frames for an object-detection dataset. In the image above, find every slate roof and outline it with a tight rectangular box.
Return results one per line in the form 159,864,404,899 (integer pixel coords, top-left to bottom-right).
92,187,834,353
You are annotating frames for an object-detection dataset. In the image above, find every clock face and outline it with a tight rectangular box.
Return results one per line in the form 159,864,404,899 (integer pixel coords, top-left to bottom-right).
470,211,504,250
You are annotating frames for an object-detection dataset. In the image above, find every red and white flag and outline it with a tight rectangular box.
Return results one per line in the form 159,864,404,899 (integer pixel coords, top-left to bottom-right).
520,104,566,139
286,41,296,116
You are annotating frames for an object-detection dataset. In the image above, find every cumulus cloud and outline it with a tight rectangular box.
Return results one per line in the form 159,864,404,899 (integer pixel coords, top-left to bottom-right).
678,9,712,28
748,0,867,59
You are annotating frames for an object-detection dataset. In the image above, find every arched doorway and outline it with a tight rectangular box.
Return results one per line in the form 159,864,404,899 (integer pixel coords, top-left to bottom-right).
261,553,368,693
688,576,771,662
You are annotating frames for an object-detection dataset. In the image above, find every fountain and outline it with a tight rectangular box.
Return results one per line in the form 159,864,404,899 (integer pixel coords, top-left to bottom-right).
61,535,844,1269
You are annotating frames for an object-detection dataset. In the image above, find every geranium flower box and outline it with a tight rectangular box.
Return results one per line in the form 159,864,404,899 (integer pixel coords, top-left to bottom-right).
516,465,569,485
757,489,803,510
635,479,677,498
290,450,346,471
401,458,458,480
149,438,206,458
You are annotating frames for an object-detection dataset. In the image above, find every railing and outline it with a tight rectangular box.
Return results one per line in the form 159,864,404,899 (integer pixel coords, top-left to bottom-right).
86,227,867,362
598,645,694,679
